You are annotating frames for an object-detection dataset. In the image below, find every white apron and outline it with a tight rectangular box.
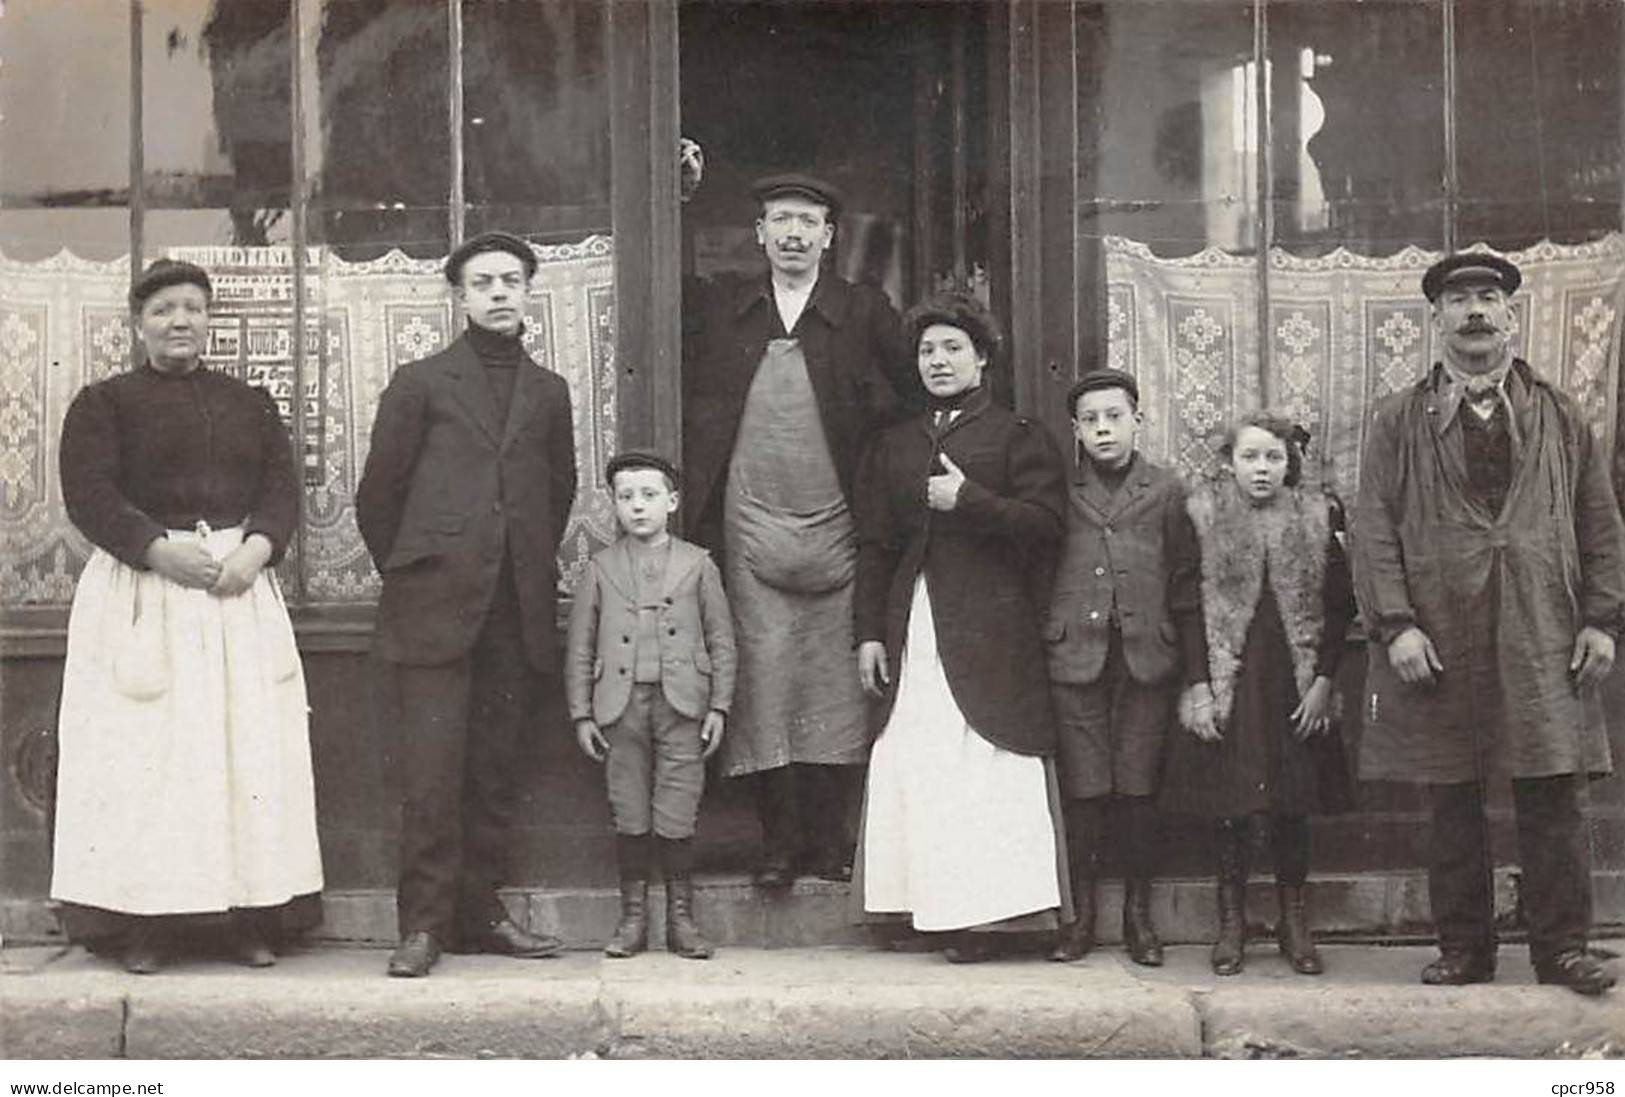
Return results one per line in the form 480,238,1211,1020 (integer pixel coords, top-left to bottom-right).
50,526,323,914
862,578,1060,932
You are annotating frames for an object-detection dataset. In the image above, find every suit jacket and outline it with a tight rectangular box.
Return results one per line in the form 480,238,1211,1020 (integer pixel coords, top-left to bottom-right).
563,536,738,726
355,332,577,670
853,388,1066,756
1046,454,1200,685
681,271,920,555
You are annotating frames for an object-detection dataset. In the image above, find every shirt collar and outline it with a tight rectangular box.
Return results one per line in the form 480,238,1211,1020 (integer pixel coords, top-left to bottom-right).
1434,358,1516,431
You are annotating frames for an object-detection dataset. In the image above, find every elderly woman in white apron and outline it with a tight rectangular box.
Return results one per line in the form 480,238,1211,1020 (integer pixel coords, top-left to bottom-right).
51,259,322,973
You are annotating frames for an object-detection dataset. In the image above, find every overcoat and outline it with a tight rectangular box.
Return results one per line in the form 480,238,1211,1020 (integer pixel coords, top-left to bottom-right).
1352,360,1625,781
853,387,1067,756
563,537,738,726
355,333,577,671
681,272,919,554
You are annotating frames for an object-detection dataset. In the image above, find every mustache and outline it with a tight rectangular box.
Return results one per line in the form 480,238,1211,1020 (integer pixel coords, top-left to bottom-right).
1458,320,1498,333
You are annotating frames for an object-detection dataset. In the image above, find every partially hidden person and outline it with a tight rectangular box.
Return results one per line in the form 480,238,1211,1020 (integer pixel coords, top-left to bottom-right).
853,290,1070,962
52,258,323,974
1045,368,1203,967
1165,411,1356,976
564,451,737,960
681,172,922,889
356,232,578,977
1353,251,1624,995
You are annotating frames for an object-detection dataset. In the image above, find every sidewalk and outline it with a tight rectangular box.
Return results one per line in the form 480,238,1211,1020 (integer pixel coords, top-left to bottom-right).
4,942,1623,1059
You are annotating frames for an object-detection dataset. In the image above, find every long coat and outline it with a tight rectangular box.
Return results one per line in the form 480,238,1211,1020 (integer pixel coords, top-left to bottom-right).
681,271,919,555
853,387,1067,756
1352,360,1625,782
356,333,577,671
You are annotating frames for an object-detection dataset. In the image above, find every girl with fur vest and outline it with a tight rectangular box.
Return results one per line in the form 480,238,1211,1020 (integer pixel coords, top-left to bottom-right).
1165,411,1356,977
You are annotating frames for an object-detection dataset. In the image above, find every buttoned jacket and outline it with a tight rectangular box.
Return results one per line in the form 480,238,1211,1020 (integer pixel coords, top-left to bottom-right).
564,536,738,726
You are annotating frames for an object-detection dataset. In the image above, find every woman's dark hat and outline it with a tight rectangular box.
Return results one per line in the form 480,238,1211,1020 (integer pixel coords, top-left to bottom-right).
1067,368,1140,411
751,173,843,218
606,450,681,490
444,231,538,284
129,258,212,311
1422,252,1521,302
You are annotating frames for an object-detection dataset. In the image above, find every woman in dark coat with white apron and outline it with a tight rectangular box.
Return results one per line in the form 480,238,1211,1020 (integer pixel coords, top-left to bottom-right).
853,291,1069,961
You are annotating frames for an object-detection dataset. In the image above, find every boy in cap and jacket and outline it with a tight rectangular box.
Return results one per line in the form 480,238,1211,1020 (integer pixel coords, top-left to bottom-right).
1045,369,1205,966
565,452,737,959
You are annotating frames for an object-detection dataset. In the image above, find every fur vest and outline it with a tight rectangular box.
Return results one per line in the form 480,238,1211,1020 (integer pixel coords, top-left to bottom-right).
1186,482,1331,726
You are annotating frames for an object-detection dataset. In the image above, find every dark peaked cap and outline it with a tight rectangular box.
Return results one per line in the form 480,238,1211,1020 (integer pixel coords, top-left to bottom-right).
444,231,538,284
606,449,682,490
1067,368,1140,410
1421,252,1522,302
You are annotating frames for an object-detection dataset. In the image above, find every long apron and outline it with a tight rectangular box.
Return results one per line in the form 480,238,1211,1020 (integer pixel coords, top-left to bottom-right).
51,525,324,914
862,578,1061,932
719,337,869,776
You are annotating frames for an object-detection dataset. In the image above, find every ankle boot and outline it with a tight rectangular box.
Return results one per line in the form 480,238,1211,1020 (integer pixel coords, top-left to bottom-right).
122,917,165,975
1123,877,1164,966
660,837,714,960
1212,820,1249,975
605,834,651,958
1049,876,1096,962
1276,884,1323,975
605,879,649,958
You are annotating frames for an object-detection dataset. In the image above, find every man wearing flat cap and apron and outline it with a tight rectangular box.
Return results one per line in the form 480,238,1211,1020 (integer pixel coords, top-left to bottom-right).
1353,251,1625,995
682,173,921,888
357,232,578,976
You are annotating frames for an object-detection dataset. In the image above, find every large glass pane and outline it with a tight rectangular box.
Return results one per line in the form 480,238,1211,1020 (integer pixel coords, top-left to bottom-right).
1455,0,1621,249
0,0,131,260
1088,0,1260,258
461,0,611,240
312,0,451,260
1268,0,1447,257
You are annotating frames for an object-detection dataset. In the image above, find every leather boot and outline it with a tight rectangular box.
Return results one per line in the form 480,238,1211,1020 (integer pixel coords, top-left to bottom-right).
1123,877,1163,966
1276,885,1323,974
1212,818,1249,975
753,767,797,889
122,917,165,975
232,908,277,968
604,834,651,958
1050,876,1096,962
660,837,714,960
1050,797,1104,962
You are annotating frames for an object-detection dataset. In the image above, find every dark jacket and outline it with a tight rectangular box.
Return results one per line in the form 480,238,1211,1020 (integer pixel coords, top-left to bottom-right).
681,271,919,554
563,537,738,726
854,388,1067,756
355,332,577,671
1046,453,1201,686
1353,360,1625,781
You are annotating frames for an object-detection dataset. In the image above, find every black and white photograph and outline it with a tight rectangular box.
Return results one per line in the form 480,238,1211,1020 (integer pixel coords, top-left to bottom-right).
4,0,1625,1077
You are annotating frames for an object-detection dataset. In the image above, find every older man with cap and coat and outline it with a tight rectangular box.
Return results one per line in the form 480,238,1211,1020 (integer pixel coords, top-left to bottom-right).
1353,251,1625,995
682,173,921,888
357,231,578,977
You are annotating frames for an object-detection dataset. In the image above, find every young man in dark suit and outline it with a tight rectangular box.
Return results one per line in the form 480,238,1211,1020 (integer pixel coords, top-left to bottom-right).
356,232,578,977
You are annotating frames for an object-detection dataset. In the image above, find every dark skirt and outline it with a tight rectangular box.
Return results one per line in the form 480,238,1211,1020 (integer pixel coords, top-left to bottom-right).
55,894,324,954
1161,584,1352,819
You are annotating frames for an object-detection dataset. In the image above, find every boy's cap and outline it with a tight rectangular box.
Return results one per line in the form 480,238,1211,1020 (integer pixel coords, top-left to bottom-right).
1067,368,1140,410
444,231,538,284
606,450,681,490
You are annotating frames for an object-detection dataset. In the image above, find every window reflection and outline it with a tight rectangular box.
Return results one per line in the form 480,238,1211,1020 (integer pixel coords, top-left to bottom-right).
142,0,293,249
313,0,451,259
1088,0,1258,257
0,0,131,260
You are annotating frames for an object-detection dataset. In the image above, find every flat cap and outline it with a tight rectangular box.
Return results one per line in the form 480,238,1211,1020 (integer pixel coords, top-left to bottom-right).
751,172,843,217
444,231,538,284
1421,251,1521,302
130,258,212,311
606,449,681,490
1067,368,1140,410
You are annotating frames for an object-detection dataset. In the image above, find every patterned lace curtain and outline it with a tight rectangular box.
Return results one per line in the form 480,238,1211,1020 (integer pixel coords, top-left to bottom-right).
1106,234,1625,503
0,237,618,613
